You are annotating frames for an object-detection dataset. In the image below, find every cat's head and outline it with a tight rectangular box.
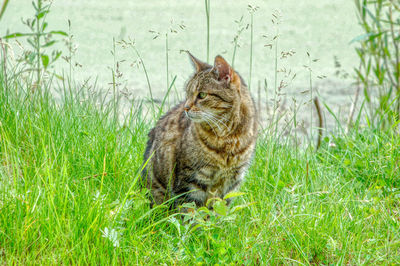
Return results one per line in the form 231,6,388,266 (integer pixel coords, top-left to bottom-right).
183,52,243,126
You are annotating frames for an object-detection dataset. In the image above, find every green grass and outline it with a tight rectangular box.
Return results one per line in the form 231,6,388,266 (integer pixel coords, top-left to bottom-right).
0,69,399,264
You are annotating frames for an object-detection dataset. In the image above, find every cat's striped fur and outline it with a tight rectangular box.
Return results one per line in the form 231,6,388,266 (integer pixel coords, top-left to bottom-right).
141,53,258,209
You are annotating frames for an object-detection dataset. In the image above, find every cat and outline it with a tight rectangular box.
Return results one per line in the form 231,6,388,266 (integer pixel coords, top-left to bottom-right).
141,52,258,210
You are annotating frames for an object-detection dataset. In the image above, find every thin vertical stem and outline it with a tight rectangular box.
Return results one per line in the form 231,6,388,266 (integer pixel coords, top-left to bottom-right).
166,33,169,93
112,38,117,124
205,0,210,63
232,39,237,68
68,20,72,80
314,97,323,150
272,29,279,135
264,79,268,115
133,47,155,114
346,80,361,133
249,13,254,90
273,32,278,96
231,16,244,69
308,55,313,146
257,80,261,113
293,98,297,149
36,0,42,87
0,39,7,92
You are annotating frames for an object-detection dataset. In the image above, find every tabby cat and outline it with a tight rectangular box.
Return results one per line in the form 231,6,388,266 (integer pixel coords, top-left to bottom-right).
142,53,258,209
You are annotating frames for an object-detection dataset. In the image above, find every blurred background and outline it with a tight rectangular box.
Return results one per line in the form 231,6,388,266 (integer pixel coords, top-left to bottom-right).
2,0,362,131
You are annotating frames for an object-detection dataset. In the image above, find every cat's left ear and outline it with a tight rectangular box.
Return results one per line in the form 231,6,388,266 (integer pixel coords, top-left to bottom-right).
187,51,212,72
213,55,241,89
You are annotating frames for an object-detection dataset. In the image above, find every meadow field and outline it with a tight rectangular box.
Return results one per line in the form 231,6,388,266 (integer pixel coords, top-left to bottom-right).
0,0,399,264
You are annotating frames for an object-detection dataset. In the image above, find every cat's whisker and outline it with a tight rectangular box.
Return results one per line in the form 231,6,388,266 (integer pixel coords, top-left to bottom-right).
216,112,231,121
214,114,229,122
203,112,229,131
205,115,223,132
208,116,228,131
202,112,224,131
202,116,218,136
206,111,229,123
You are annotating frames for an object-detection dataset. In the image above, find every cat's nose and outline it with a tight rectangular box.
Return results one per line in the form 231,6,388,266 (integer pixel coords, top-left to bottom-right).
184,105,190,111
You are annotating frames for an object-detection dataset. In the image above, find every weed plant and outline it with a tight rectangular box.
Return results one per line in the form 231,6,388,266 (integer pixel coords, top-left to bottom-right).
353,0,400,129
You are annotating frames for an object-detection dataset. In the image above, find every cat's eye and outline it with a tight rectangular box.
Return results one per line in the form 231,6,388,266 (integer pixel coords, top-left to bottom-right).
198,92,207,99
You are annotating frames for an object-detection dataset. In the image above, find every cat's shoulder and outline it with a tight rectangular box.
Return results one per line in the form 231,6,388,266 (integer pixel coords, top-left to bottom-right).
151,101,190,135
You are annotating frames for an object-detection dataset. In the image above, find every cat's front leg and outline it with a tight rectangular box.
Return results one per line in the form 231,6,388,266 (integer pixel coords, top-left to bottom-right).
172,182,208,211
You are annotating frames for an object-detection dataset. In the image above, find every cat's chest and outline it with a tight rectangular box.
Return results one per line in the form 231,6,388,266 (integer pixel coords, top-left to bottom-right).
189,139,251,170
192,164,245,199
196,166,239,183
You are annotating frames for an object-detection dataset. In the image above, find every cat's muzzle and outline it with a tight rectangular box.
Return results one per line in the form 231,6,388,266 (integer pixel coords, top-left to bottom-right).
185,110,203,122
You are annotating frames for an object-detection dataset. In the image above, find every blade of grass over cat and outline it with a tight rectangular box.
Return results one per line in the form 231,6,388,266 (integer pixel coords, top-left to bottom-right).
157,75,176,119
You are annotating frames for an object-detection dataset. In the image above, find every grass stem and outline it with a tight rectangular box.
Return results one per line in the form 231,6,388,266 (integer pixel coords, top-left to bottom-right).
204,0,210,63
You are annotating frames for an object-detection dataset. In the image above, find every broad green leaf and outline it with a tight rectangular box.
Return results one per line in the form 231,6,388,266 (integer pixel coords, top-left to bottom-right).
42,22,48,31
213,200,227,216
37,10,49,19
223,191,245,200
41,54,49,68
231,202,256,213
197,206,210,214
190,223,203,232
349,32,385,44
49,30,68,36
206,197,219,207
42,40,56,48
3,32,35,39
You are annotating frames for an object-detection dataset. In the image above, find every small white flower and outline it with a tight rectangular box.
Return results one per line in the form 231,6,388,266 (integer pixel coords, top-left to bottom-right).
93,190,106,203
101,227,120,247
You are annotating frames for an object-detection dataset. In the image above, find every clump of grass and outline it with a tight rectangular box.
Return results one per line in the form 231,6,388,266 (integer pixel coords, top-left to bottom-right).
353,0,400,129
1,72,399,263
1,46,400,263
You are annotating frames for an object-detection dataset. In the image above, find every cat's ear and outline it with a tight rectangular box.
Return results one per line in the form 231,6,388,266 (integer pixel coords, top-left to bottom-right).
187,51,211,72
213,55,241,88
